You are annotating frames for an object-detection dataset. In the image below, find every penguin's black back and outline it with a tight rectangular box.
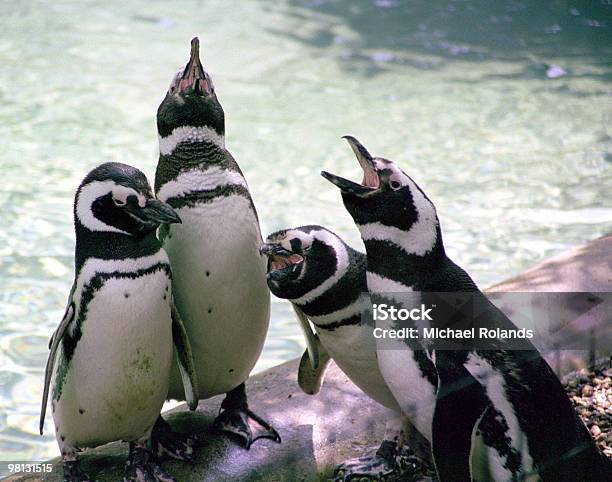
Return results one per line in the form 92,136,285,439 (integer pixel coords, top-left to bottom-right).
430,255,611,480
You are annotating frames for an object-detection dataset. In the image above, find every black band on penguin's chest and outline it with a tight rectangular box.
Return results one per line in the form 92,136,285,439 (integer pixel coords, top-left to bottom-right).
74,228,163,271
165,184,253,210
155,142,232,191
53,260,172,402
300,248,366,317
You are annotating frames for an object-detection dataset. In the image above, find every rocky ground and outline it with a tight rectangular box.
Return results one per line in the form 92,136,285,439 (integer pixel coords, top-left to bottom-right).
563,357,612,458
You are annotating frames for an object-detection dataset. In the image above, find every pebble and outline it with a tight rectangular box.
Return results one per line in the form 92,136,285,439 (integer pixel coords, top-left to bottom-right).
563,358,612,459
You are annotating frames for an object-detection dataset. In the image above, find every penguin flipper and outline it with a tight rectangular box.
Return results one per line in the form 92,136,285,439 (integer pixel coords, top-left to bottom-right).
171,302,199,410
40,289,76,435
297,337,332,395
292,303,320,369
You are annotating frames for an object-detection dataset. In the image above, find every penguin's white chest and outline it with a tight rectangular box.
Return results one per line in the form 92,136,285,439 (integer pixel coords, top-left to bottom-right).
53,266,173,448
376,347,436,441
164,195,270,399
367,274,437,441
316,324,401,411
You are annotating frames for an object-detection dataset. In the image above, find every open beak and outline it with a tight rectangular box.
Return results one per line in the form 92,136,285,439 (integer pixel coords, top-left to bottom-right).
259,243,292,257
127,199,182,226
260,242,304,280
178,37,213,95
321,135,380,196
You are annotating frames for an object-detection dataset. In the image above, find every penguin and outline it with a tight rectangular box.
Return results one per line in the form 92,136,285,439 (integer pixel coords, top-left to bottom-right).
321,136,612,481
153,37,279,451
39,162,199,482
260,225,432,480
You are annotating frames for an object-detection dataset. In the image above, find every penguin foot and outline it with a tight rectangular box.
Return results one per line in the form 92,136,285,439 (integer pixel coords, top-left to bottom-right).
123,442,175,482
214,383,281,449
333,441,423,481
151,415,197,463
214,407,281,449
62,460,91,482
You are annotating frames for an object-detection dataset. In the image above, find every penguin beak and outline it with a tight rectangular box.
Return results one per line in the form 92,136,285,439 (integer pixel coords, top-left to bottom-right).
320,171,374,196
259,243,274,256
342,135,379,188
321,135,380,196
178,37,213,95
127,199,182,226
260,243,304,280
259,243,291,257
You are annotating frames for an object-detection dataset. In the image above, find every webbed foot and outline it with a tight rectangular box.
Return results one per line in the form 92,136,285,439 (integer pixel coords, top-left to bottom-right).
151,415,196,463
333,441,424,481
123,442,175,482
213,383,281,449
63,459,90,482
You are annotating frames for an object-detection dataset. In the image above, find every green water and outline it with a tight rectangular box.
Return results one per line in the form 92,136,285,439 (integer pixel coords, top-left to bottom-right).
0,0,610,463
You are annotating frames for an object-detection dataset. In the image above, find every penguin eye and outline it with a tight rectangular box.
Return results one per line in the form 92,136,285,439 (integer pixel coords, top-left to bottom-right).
390,180,402,190
113,197,127,207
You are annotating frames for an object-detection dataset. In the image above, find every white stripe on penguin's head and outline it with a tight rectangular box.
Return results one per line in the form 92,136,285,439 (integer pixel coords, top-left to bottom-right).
75,180,145,235
158,125,225,156
263,226,350,303
322,138,440,257
363,160,438,255
290,228,349,304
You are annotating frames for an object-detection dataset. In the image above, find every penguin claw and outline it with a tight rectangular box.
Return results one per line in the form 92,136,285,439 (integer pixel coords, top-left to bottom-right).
333,455,397,481
333,443,424,482
62,460,91,482
214,407,281,449
123,444,175,482
151,416,197,463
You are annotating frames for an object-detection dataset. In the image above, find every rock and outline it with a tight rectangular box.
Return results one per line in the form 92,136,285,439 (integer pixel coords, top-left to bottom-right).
565,358,612,460
489,235,612,375
6,360,396,482
489,236,611,293
546,64,567,79
7,236,612,481
582,385,594,397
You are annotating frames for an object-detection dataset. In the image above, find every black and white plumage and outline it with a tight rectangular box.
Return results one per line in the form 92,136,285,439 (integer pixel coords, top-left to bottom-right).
261,225,431,480
154,38,279,449
322,136,611,481
39,162,194,482
262,225,399,409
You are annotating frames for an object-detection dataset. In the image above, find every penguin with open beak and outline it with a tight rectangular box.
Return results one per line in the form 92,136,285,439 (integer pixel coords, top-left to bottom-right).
322,136,611,481
260,225,433,480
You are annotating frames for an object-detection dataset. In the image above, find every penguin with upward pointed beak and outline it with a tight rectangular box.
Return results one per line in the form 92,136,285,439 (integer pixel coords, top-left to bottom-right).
153,38,280,453
322,136,611,481
39,162,198,482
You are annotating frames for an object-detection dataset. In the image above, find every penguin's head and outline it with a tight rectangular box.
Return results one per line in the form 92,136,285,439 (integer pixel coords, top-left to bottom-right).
157,37,225,139
75,162,181,237
260,226,344,300
322,136,439,243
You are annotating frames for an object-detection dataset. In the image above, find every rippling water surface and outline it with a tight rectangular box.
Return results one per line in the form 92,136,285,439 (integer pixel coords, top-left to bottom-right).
0,0,611,464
